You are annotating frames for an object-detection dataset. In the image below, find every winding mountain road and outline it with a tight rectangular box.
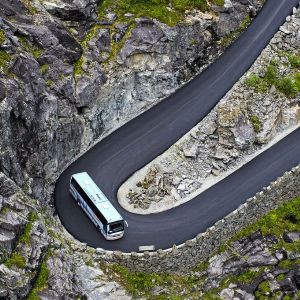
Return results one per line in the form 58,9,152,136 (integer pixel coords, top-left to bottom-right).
55,0,300,252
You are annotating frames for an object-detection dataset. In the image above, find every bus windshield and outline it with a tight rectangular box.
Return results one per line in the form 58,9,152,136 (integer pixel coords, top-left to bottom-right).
108,222,124,233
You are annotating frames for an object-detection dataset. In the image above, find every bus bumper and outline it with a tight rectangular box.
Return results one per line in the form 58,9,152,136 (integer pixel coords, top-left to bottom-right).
106,232,124,240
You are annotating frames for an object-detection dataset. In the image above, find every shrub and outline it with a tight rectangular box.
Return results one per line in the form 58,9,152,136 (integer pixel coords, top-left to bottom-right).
4,252,26,269
27,259,49,300
249,115,261,133
214,0,225,6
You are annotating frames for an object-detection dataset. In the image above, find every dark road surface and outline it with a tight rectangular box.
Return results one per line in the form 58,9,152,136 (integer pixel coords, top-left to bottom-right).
55,0,300,252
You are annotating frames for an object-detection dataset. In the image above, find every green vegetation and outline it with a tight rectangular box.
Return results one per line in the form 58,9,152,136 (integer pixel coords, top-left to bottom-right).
245,58,300,98
27,259,49,300
0,50,12,74
4,252,26,269
19,212,38,245
232,197,300,240
278,259,294,269
0,30,6,45
213,0,224,6
39,64,49,75
286,52,300,69
21,0,38,14
73,56,85,77
276,273,285,281
108,22,136,63
220,15,251,48
17,35,43,59
98,0,210,27
109,197,300,299
73,24,103,77
255,280,271,298
106,264,203,299
249,115,261,133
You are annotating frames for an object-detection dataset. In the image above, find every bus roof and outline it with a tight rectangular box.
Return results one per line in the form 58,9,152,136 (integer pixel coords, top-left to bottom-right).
72,172,123,224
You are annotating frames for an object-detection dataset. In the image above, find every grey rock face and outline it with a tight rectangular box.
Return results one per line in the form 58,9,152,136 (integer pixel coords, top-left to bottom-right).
0,171,130,299
0,0,262,203
121,8,300,213
43,0,101,22
283,232,300,243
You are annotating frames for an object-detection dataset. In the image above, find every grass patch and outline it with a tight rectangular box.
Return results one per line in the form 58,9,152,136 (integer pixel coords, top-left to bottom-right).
4,252,26,269
245,59,300,98
17,35,43,59
20,0,38,14
98,0,209,27
27,259,49,300
213,0,224,6
18,212,38,245
39,64,49,75
229,267,265,284
106,263,204,299
278,259,300,269
227,197,300,246
0,50,12,74
249,115,261,133
0,30,5,45
286,52,300,69
107,197,300,298
255,280,271,298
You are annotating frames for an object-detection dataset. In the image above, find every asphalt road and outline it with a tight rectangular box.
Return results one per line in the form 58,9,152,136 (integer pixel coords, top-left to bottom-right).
55,0,300,252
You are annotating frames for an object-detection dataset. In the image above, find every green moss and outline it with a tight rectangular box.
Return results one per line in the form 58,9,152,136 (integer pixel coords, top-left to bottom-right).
278,259,293,269
21,0,38,14
45,79,54,87
73,56,84,77
105,197,300,299
246,59,300,98
4,252,26,269
81,24,103,49
0,50,12,73
287,52,300,69
224,197,300,249
230,267,265,284
39,64,49,75
98,0,209,27
0,30,6,45
249,115,261,133
17,35,43,59
258,281,270,293
19,212,38,245
276,76,299,98
213,0,224,6
276,273,285,281
27,259,49,300
255,280,271,298
106,263,204,299
220,15,251,48
172,0,209,13
107,22,135,64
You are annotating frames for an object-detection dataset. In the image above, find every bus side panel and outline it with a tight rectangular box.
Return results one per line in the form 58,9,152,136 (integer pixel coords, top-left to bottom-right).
76,192,107,239
70,184,77,200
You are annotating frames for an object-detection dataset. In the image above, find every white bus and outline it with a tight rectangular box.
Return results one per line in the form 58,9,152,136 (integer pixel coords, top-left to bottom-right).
70,172,125,240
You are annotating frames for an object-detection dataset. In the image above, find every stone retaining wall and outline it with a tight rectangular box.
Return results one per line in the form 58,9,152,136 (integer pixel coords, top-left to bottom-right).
94,164,300,273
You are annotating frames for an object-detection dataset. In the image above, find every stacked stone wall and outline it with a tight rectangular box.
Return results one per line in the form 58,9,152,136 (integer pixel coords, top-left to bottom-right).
94,164,300,273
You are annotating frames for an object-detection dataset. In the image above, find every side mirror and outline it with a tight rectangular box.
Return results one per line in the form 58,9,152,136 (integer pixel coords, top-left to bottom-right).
125,220,129,228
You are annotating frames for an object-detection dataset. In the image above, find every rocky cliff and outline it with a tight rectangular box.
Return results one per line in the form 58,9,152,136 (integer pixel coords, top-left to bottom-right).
0,0,281,298
120,7,300,214
0,0,263,202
